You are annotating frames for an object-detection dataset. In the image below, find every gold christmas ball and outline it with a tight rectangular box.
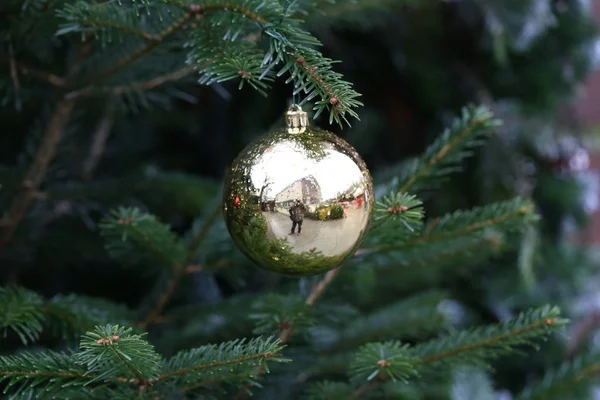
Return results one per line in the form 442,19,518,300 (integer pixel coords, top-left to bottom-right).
223,105,374,276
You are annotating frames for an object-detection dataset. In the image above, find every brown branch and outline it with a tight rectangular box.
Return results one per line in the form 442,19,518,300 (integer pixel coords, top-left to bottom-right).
137,267,189,332
80,102,115,180
235,268,344,399
137,204,221,331
8,43,22,109
0,56,65,87
115,66,196,95
0,98,76,246
186,205,222,261
66,65,200,99
350,381,380,399
279,268,342,342
567,311,600,357
75,12,193,88
18,63,65,87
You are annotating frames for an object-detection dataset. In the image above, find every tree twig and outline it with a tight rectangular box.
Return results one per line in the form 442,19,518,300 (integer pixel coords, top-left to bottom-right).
350,381,379,399
567,311,600,357
74,12,194,89
0,56,65,88
278,268,342,343
69,65,199,99
17,63,65,87
71,2,268,90
8,42,22,110
0,98,75,246
234,267,343,399
186,205,222,261
137,204,222,331
80,102,115,180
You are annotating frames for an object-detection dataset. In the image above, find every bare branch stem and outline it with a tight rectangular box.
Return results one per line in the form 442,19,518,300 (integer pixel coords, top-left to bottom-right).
138,205,221,330
0,98,75,246
81,102,115,180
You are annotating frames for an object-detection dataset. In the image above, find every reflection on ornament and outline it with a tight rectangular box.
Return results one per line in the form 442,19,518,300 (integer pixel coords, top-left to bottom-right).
223,104,374,276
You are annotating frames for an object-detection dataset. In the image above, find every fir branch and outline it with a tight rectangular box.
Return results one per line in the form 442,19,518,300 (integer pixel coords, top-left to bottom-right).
278,268,342,343
250,294,317,339
361,233,504,294
100,207,187,271
66,1,267,89
138,204,221,330
236,269,344,398
369,192,424,234
72,9,193,88
412,306,565,368
0,287,45,344
191,0,361,125
189,24,273,95
59,0,363,125
348,307,565,399
76,325,162,385
350,341,418,383
415,198,536,244
0,98,75,246
186,204,223,261
155,336,286,385
515,353,600,400
0,351,92,397
332,291,450,351
396,105,501,194
46,294,136,337
265,24,363,126
367,197,536,254
56,2,157,40
0,286,135,344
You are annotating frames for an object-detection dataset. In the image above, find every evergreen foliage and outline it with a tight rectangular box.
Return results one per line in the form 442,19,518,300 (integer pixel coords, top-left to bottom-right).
1,0,599,399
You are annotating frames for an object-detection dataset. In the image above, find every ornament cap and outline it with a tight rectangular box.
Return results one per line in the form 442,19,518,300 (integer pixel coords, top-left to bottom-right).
286,104,309,134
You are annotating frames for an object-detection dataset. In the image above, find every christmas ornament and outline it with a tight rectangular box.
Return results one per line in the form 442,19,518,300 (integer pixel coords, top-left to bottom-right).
223,104,374,276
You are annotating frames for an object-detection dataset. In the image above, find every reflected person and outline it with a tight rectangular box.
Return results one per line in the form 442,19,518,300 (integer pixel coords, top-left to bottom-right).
289,199,306,235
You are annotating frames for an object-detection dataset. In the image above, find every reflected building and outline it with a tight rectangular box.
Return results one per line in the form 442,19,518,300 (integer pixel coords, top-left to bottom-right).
274,175,322,211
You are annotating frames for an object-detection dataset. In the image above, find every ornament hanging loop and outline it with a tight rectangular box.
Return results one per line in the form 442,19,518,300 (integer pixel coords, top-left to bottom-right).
286,104,309,134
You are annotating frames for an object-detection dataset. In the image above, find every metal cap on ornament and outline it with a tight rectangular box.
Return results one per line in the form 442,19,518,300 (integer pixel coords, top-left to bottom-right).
285,104,309,134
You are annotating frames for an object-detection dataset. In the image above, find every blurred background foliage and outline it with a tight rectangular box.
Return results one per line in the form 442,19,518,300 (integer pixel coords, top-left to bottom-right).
2,0,600,398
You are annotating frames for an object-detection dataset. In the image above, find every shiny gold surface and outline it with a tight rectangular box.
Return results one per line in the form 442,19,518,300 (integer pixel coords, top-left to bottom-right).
223,122,374,276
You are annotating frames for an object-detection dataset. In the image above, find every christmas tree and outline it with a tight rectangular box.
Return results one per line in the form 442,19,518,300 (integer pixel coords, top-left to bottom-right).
1,0,599,398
